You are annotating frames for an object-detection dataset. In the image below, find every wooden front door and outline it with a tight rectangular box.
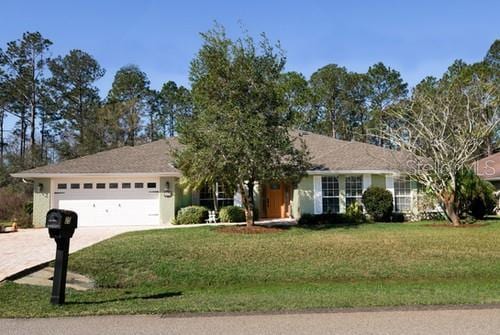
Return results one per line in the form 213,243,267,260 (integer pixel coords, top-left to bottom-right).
267,182,284,218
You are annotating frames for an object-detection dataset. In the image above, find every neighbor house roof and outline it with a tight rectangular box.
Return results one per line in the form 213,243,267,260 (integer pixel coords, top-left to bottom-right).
473,152,500,181
13,131,409,179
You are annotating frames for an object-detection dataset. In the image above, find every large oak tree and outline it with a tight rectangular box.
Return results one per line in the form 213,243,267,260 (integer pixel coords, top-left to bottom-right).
176,25,310,226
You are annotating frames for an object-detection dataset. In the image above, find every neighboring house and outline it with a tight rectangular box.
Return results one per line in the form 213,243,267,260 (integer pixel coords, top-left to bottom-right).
12,131,417,227
473,152,500,211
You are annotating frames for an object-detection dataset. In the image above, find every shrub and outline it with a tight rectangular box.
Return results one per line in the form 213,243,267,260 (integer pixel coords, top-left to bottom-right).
0,187,31,222
219,206,246,222
174,206,209,225
362,186,394,222
390,212,405,222
298,212,363,226
345,202,365,223
457,169,496,219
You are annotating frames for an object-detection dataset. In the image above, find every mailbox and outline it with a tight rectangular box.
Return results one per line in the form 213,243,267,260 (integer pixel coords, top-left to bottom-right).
45,209,78,305
46,209,78,239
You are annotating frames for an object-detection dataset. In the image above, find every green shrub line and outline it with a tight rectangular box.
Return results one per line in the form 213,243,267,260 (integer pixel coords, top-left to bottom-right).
219,206,246,222
173,206,209,225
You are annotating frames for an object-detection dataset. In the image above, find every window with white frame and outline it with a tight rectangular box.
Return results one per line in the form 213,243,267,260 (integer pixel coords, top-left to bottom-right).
394,176,412,212
322,176,339,213
199,183,234,209
345,176,363,208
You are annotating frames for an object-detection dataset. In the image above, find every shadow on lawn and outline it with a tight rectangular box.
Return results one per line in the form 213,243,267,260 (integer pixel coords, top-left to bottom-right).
66,291,182,305
298,223,362,231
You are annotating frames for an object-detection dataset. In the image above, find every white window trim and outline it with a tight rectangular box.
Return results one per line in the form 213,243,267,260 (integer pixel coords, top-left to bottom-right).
321,176,340,213
313,176,322,214
394,176,412,213
345,175,363,207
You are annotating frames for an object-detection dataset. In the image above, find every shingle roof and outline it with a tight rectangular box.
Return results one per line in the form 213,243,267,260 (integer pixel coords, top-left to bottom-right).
473,152,500,181
13,131,409,178
12,138,182,177
291,130,409,172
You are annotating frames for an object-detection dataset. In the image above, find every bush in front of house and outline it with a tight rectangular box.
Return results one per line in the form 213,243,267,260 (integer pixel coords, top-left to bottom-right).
345,202,366,224
0,187,33,228
362,186,394,222
456,169,496,220
297,211,365,226
174,206,209,225
219,206,246,222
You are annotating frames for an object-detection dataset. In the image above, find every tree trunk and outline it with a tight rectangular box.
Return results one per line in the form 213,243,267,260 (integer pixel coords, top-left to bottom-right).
239,181,255,227
440,192,461,226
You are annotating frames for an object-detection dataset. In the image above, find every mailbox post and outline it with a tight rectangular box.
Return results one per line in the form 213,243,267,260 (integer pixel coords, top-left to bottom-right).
46,209,78,305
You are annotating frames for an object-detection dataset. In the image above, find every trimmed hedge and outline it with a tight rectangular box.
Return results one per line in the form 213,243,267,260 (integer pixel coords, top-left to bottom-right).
174,206,209,225
297,212,365,226
362,186,394,222
219,206,246,222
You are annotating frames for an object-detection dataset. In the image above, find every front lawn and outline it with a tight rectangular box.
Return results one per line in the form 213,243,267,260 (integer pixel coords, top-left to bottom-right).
1,220,500,317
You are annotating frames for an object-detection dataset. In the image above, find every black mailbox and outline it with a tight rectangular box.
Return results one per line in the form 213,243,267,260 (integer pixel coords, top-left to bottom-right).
46,209,78,239
46,209,78,305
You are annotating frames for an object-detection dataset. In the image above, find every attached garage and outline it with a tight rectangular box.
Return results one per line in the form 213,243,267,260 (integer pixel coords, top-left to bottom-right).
52,178,161,226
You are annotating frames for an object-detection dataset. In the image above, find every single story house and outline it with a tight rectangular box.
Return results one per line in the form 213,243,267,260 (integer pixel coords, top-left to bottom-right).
13,131,417,227
473,152,500,211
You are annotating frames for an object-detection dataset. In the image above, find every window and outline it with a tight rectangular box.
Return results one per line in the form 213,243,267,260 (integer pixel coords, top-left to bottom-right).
199,183,234,209
57,184,67,190
83,183,93,189
322,176,339,213
122,183,131,189
109,183,118,189
134,182,144,189
96,183,106,189
147,182,157,189
70,183,80,189
345,176,363,208
394,176,412,212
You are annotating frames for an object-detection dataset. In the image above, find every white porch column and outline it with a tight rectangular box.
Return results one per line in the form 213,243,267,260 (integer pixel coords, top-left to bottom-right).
362,174,372,193
233,189,242,207
313,176,323,214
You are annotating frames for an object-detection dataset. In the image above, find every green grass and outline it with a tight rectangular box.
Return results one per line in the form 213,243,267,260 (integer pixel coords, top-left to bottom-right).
1,220,500,317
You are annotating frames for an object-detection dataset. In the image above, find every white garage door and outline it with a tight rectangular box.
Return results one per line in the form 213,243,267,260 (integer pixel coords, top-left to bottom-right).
53,179,160,226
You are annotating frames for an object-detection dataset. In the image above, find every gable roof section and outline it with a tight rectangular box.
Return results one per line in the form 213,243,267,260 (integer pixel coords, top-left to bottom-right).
473,152,500,181
292,131,409,173
12,138,182,178
13,131,409,178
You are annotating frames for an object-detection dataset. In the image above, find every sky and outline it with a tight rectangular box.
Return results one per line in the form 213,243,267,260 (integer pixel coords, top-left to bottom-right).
0,0,499,130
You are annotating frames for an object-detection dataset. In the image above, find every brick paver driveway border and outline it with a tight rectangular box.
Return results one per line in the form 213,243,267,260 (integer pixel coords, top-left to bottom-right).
0,226,168,282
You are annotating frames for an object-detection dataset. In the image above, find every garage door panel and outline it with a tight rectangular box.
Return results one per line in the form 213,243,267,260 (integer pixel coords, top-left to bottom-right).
53,179,160,227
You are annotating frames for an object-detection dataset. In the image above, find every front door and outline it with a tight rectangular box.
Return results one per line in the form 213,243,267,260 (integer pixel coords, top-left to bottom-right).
267,182,284,218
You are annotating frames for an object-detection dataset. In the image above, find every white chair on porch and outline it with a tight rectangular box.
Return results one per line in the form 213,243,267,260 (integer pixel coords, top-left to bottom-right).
206,210,219,224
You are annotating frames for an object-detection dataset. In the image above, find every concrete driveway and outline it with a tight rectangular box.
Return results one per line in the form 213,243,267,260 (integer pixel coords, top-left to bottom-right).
0,226,168,282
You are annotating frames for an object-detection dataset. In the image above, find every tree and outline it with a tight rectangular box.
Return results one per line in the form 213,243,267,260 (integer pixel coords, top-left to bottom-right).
176,25,310,226
0,32,52,163
158,81,192,137
278,71,313,130
383,72,498,226
46,49,105,158
309,65,368,140
107,65,150,146
365,62,408,146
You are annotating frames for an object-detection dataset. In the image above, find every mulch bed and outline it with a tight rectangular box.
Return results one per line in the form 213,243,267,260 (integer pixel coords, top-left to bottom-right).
215,225,288,234
424,223,489,228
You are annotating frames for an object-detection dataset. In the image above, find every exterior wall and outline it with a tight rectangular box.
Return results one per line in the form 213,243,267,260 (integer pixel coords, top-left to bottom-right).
294,173,419,218
291,176,314,218
32,178,51,227
174,181,193,213
371,174,386,188
159,177,177,224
